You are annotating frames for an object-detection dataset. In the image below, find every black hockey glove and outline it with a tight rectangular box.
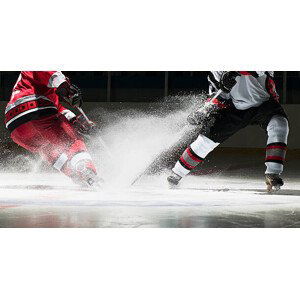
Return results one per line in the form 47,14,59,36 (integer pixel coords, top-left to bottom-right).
187,93,227,125
187,102,218,125
219,71,240,93
187,110,206,125
70,115,98,136
56,81,83,107
187,104,220,125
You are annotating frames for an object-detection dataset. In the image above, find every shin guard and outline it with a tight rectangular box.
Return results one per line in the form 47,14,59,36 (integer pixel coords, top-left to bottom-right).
265,115,289,174
172,134,219,177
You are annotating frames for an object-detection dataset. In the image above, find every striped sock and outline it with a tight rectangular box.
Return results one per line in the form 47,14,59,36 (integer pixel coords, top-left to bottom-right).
265,142,287,174
173,147,204,177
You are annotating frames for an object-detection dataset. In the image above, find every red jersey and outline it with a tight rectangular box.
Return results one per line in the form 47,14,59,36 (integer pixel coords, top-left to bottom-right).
5,71,70,131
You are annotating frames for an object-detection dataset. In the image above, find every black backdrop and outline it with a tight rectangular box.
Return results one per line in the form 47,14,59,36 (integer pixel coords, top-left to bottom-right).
0,71,298,103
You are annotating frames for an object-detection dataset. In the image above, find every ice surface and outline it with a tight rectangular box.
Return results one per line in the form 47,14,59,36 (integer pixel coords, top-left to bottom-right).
0,172,300,228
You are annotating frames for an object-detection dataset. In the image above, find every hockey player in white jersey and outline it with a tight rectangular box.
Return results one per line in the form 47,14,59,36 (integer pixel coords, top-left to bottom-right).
167,71,289,191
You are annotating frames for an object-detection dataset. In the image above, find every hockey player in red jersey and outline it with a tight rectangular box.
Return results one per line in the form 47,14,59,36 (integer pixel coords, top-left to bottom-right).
167,71,289,192
5,71,99,187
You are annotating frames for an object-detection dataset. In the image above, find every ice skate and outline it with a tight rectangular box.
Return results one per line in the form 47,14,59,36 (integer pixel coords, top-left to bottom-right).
265,174,284,192
72,161,103,189
167,172,182,188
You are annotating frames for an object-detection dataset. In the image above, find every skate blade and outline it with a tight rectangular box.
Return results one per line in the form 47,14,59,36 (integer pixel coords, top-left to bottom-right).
267,185,281,193
167,180,180,189
168,183,179,190
88,178,104,190
167,177,180,189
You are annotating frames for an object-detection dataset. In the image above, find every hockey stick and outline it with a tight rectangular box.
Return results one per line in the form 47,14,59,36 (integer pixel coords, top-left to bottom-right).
76,106,113,159
77,106,91,123
130,89,223,186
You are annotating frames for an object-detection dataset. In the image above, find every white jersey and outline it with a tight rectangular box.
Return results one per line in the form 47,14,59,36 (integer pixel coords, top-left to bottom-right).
208,71,279,110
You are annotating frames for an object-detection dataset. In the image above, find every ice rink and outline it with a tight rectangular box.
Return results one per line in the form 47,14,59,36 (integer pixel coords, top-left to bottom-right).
0,101,299,228
0,167,300,228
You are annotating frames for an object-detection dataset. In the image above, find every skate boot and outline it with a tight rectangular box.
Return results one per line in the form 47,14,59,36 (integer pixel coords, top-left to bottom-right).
72,161,103,188
265,173,284,192
167,172,182,188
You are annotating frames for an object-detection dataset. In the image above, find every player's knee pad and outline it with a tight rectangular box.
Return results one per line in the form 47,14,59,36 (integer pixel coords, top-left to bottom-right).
190,134,220,158
67,140,96,173
69,152,96,174
265,115,289,174
266,115,289,144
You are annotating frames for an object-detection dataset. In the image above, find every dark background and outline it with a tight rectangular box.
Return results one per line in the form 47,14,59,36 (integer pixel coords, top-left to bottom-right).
0,71,299,104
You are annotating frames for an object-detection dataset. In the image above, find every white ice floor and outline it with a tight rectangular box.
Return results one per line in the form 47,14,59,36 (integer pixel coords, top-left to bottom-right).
0,172,300,227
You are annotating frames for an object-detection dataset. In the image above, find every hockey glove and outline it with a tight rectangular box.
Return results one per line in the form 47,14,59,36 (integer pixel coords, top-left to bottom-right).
219,71,240,93
70,115,98,136
56,81,83,107
187,94,228,125
187,110,208,125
